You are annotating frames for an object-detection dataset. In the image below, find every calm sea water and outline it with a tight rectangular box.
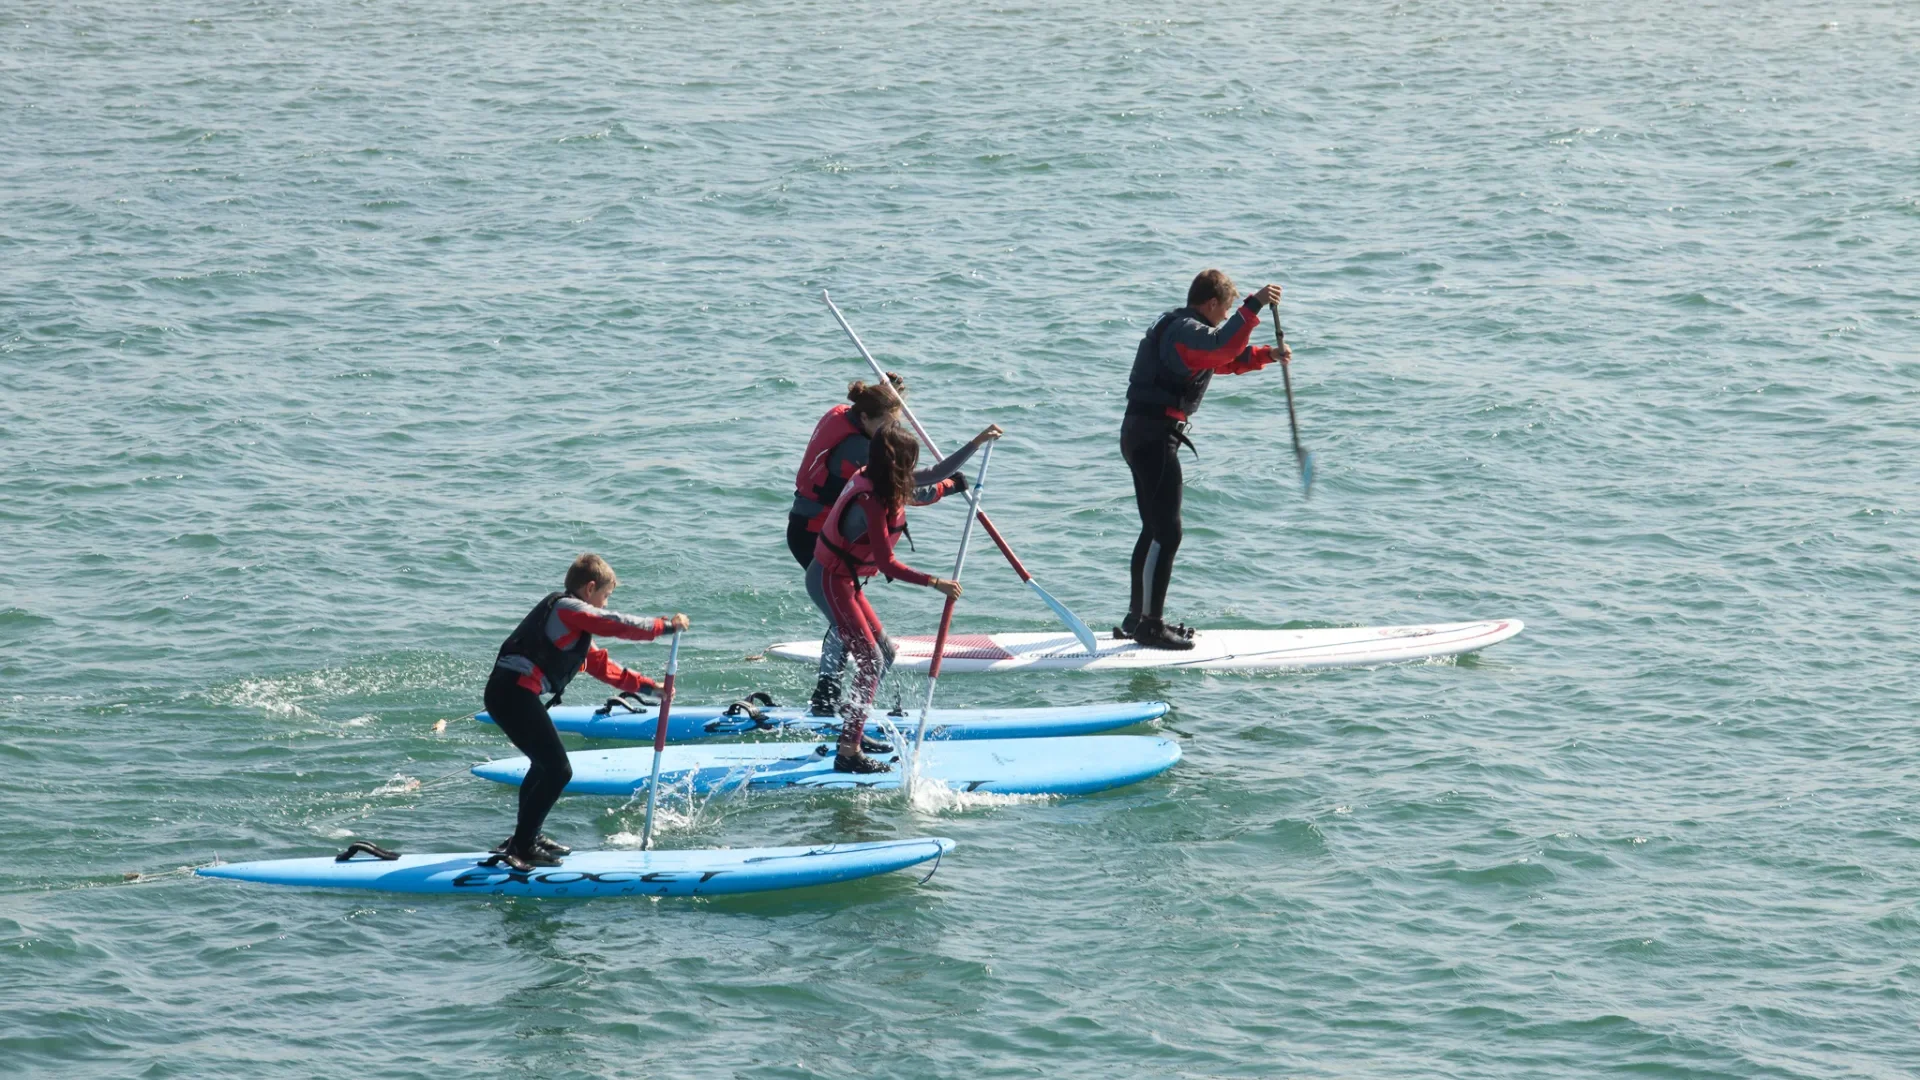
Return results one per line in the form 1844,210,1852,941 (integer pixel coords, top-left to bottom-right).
4,1,1918,1076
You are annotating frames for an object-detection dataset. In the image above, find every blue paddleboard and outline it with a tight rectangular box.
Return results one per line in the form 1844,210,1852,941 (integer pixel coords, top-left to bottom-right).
195,838,955,898
473,735,1182,797
478,700,1169,742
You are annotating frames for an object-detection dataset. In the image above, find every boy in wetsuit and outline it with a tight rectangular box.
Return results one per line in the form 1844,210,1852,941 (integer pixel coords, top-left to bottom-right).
485,553,689,869
1120,271,1289,649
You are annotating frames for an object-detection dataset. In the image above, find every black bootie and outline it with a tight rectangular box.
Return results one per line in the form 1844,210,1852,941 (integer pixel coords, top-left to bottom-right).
833,751,894,774
1133,616,1195,651
490,836,560,868
808,673,842,717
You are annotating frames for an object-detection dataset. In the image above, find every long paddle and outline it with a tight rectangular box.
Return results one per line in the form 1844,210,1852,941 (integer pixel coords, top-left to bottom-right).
820,290,1099,655
1273,301,1316,496
906,441,994,797
638,629,682,851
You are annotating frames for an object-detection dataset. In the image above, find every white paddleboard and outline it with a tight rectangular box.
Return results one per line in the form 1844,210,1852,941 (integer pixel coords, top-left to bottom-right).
766,619,1522,673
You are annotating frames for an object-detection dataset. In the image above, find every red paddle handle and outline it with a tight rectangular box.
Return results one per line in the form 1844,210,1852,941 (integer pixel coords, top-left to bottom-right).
927,595,959,680
651,671,676,753
972,512,1032,583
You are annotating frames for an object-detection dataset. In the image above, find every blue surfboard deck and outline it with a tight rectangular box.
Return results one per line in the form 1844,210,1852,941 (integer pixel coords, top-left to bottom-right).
473,735,1182,797
478,700,1169,743
195,838,955,898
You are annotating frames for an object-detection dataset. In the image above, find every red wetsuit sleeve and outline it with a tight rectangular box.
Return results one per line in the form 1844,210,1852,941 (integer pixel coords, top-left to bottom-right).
582,646,660,694
862,494,934,587
1218,343,1277,376
555,599,666,642
1171,301,1264,373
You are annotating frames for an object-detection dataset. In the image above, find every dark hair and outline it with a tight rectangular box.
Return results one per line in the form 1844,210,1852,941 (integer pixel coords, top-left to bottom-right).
866,423,920,512
1187,269,1237,309
565,553,616,595
846,372,906,422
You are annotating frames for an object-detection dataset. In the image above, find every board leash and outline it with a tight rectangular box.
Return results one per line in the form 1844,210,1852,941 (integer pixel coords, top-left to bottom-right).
916,844,945,884
429,710,480,735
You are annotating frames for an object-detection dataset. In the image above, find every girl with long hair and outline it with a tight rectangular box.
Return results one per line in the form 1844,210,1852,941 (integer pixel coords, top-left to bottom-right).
789,375,998,713
810,424,963,772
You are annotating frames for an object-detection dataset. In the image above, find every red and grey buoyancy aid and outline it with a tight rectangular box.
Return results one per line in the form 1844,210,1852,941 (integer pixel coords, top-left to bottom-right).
793,404,866,506
1126,308,1212,418
817,470,907,579
497,592,592,701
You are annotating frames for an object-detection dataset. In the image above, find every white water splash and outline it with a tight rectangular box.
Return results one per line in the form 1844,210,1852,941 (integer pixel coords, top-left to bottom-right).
370,774,420,796
903,772,1058,815
601,771,716,845
217,676,317,719
204,658,476,722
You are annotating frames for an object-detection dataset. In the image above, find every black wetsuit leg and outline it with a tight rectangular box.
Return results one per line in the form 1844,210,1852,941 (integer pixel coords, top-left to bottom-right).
1121,411,1185,620
804,557,848,709
786,512,817,569
483,666,573,847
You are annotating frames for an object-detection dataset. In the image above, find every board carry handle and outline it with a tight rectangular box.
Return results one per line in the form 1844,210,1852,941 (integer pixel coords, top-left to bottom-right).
722,697,777,728
335,841,401,863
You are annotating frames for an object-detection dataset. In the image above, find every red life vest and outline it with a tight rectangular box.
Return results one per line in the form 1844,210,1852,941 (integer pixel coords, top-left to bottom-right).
793,404,866,504
816,470,907,579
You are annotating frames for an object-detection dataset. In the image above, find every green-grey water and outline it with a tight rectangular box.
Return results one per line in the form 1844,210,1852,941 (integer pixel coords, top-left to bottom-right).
4,1,1918,1076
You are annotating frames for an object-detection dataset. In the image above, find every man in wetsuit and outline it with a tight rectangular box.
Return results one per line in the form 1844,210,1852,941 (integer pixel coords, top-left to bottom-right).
1119,271,1288,649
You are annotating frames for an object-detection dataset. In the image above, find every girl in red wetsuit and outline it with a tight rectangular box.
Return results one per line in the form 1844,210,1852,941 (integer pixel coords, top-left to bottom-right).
813,424,962,773
790,375,998,714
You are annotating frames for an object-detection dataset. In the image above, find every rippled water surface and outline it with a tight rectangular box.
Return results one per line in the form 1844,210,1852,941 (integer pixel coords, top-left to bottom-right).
4,1,1918,1076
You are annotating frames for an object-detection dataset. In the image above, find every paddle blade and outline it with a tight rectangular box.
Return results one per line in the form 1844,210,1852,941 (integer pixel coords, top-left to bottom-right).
1298,449,1316,497
1028,580,1099,655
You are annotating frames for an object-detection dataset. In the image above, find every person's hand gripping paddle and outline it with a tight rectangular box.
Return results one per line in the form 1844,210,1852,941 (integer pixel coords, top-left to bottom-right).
1273,300,1316,496
639,628,682,851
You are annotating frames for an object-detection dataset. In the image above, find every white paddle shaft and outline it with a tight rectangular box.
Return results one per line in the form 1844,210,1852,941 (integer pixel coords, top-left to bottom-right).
907,444,994,795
